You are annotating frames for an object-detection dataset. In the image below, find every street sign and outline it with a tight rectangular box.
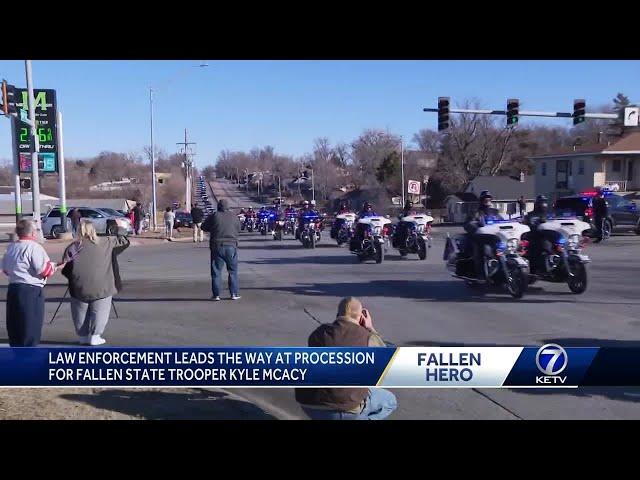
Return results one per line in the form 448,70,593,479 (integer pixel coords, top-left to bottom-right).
624,107,639,127
12,88,58,174
407,180,421,195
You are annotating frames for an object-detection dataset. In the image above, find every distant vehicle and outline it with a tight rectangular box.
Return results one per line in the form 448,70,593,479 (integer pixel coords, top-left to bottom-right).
174,211,193,228
42,207,133,238
554,190,640,237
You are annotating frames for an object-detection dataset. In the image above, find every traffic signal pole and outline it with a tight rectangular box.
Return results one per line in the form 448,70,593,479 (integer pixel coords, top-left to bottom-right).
423,107,619,120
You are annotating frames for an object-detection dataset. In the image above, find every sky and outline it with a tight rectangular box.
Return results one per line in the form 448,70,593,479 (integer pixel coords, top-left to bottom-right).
0,60,638,169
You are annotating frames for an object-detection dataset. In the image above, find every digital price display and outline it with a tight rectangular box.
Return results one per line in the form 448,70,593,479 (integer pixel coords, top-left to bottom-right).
13,88,58,174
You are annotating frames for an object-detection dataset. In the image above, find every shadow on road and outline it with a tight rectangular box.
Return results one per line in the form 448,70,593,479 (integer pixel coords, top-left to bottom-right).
59,388,277,420
256,279,600,304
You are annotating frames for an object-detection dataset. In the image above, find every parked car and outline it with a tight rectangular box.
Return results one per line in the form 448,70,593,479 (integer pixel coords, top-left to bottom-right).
554,190,640,236
174,211,193,229
42,207,134,238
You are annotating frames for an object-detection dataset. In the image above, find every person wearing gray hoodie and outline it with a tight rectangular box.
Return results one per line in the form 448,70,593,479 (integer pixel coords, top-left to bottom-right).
201,198,241,301
61,220,130,345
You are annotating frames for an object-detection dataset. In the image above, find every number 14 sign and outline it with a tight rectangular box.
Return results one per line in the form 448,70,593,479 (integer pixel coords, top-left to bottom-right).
12,88,58,174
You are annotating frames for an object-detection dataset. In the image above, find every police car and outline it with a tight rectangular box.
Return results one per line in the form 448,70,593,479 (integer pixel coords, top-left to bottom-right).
554,189,640,236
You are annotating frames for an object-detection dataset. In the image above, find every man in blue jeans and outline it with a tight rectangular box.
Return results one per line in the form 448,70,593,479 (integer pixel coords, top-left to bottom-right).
295,297,398,420
201,198,241,301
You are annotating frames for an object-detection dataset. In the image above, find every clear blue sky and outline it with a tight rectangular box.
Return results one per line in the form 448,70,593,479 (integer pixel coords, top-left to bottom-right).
0,60,638,169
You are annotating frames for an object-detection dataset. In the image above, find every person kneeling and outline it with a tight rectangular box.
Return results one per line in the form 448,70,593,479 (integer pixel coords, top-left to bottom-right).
295,297,397,420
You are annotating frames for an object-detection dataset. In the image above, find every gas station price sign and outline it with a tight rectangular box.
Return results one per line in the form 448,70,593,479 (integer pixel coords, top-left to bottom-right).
12,88,58,174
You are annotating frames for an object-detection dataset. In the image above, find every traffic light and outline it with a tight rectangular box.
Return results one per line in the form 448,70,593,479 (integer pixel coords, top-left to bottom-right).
573,99,586,126
1,80,17,117
506,99,519,126
19,178,31,189
438,97,450,131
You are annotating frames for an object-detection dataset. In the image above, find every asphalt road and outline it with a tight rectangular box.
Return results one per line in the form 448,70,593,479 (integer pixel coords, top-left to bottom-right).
2,179,640,419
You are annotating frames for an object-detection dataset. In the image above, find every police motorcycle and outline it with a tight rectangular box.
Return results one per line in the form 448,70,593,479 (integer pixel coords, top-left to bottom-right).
521,198,591,294
391,212,433,260
349,208,392,263
238,210,247,231
444,194,530,298
257,208,273,236
284,209,298,236
244,212,257,233
299,210,322,249
331,213,357,246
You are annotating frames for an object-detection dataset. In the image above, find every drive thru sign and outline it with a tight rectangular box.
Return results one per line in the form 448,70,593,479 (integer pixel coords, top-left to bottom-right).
407,180,421,195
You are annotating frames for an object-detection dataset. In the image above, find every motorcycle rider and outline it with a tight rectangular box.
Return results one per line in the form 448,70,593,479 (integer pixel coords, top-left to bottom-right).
297,201,320,240
394,200,417,251
522,195,554,273
464,191,501,279
400,199,416,219
592,188,609,240
357,202,377,220
336,202,351,215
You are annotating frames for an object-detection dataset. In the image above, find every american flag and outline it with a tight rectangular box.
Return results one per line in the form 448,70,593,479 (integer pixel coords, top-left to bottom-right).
443,233,455,261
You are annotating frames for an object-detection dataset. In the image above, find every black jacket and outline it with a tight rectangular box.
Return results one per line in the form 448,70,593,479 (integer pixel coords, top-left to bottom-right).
523,210,549,230
463,207,499,234
191,206,204,223
202,211,240,248
593,197,608,218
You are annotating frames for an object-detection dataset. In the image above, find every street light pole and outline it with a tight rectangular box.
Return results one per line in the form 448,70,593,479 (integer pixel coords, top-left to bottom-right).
311,168,315,202
149,87,157,231
148,62,208,230
25,60,43,242
400,136,405,206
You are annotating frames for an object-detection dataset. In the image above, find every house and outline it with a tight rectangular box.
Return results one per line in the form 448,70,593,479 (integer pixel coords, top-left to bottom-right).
444,174,536,223
530,131,640,201
444,192,480,223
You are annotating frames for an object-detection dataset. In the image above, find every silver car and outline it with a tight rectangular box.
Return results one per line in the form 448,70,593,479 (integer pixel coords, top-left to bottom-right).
42,206,133,238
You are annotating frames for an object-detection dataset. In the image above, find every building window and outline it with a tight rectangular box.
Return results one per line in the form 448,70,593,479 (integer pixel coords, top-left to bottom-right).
613,159,622,172
556,159,569,189
541,162,547,176
578,159,585,175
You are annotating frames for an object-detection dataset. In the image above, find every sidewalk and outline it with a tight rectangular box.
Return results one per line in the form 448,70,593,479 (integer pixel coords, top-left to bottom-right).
0,388,280,420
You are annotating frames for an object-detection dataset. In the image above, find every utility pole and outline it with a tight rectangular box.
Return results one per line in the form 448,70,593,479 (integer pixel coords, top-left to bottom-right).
400,136,405,207
25,60,43,242
176,129,196,211
57,112,67,232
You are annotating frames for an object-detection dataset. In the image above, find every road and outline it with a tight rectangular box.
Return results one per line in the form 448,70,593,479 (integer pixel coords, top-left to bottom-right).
2,179,640,419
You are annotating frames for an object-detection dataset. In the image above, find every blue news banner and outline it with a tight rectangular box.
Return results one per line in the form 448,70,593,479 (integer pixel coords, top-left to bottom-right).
0,346,639,388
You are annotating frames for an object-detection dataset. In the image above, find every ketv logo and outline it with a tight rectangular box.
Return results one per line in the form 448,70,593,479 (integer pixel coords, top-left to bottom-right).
535,344,568,385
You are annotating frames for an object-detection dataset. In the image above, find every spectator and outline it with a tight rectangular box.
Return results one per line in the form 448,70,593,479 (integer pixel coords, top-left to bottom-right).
127,206,135,226
201,198,241,301
2,219,60,347
164,207,175,240
191,205,205,243
295,297,397,420
61,220,129,346
518,196,526,217
69,208,82,238
132,203,143,235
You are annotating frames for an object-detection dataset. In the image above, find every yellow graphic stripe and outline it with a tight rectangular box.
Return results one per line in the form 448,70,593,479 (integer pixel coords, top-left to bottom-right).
376,347,399,386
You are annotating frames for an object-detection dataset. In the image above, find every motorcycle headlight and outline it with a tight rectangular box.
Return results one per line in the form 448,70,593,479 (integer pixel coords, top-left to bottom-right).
568,234,580,249
373,226,382,235
416,224,424,233
506,238,519,251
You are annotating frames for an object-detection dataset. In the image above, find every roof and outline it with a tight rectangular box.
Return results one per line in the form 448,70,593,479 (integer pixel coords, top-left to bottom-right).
530,132,640,159
446,192,478,202
603,131,640,153
466,175,535,200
